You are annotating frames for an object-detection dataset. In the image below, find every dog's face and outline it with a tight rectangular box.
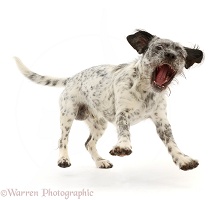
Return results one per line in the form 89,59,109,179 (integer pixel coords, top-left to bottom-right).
146,38,187,91
127,30,203,92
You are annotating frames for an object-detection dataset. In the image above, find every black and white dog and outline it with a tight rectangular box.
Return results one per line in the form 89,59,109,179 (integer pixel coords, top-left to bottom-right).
15,30,203,171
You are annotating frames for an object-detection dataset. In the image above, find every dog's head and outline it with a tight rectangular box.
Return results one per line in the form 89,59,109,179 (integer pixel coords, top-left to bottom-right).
127,30,204,92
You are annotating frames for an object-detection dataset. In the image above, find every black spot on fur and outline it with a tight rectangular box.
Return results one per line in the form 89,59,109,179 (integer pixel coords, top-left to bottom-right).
52,80,58,86
65,127,70,132
45,80,51,85
96,69,107,77
63,79,69,86
132,67,139,77
129,82,133,88
76,104,90,120
29,73,37,80
168,146,172,153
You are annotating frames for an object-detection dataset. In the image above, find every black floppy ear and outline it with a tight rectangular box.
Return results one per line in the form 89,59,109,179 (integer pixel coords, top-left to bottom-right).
184,47,204,69
127,30,154,54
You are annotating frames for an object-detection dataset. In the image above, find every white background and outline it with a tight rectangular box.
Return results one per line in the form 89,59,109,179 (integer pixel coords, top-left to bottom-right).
0,0,217,199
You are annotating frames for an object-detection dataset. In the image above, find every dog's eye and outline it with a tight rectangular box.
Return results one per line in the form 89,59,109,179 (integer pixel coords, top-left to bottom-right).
175,46,181,51
175,46,184,56
156,46,163,51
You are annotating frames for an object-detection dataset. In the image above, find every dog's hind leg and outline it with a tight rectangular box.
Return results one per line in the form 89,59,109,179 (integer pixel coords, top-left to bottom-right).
57,92,77,168
85,115,113,169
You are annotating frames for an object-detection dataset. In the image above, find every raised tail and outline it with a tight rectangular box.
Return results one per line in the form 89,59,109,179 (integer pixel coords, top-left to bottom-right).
14,57,69,87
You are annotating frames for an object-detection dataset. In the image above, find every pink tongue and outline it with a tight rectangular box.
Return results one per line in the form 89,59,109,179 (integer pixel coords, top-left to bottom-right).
156,67,167,85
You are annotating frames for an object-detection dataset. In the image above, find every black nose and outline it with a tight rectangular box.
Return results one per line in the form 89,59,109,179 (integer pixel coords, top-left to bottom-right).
165,52,176,60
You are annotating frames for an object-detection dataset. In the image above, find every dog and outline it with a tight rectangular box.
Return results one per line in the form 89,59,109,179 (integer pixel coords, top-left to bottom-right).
15,30,203,171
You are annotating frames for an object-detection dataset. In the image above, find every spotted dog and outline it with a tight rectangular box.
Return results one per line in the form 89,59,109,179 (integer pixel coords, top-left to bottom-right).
15,30,203,171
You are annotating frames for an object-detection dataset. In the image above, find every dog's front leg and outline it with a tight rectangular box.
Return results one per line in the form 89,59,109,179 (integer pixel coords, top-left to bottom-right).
151,107,199,171
109,111,132,156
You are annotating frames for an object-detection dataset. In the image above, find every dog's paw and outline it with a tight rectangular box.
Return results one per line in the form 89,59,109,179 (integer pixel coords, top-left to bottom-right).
96,159,113,169
58,157,71,168
179,159,199,171
109,146,132,157
173,155,199,171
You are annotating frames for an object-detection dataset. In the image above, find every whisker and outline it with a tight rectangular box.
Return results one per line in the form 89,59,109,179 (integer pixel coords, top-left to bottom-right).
172,78,179,85
194,44,200,49
167,87,171,96
180,72,187,79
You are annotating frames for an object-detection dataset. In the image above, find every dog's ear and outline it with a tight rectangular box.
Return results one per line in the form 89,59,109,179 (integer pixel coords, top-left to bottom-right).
127,30,154,54
184,47,204,69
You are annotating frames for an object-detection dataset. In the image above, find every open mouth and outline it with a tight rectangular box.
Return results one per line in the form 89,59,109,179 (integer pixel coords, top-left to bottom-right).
152,64,177,91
